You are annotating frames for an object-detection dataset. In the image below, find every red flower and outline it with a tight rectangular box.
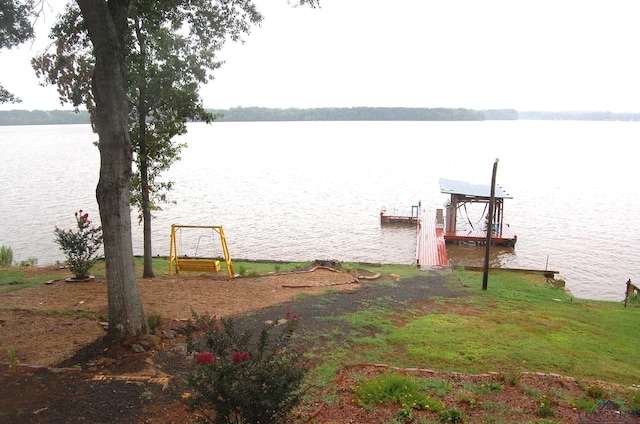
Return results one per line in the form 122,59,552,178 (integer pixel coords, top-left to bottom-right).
202,322,210,330
196,351,215,365
232,351,250,363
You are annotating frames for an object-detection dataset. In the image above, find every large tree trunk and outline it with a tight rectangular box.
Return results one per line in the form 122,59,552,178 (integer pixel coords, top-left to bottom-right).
77,0,148,341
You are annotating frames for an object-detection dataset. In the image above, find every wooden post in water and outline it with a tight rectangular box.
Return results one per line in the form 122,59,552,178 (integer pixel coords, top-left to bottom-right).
482,159,499,290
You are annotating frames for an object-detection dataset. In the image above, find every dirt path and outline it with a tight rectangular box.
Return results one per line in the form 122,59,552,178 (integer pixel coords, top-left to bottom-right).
0,267,362,366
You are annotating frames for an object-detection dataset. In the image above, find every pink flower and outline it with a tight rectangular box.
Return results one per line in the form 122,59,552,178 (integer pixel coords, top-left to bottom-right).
241,351,250,362
213,324,221,331
196,351,215,365
202,322,210,330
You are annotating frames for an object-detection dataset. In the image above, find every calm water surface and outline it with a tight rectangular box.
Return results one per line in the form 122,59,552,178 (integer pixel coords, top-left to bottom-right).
1,121,638,302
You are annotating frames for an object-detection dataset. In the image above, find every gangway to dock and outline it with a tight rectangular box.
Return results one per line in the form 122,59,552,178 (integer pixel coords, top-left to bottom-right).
415,210,449,268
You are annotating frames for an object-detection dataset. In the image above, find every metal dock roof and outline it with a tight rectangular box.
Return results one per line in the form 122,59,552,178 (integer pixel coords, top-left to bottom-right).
439,178,512,200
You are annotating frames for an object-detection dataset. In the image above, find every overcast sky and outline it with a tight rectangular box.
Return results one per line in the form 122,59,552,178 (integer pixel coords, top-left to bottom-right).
1,0,638,112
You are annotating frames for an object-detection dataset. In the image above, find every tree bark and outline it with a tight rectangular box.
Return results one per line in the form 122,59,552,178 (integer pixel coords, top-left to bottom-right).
76,0,148,341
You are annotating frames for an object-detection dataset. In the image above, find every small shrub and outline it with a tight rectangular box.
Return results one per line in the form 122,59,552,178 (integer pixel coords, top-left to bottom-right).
439,407,463,423
630,391,640,415
53,210,103,279
0,245,13,268
424,377,453,396
455,388,479,409
184,311,307,424
6,348,17,374
147,314,162,332
395,404,413,421
586,384,607,399
274,264,281,273
500,372,520,386
572,396,597,411
537,394,554,418
18,257,38,267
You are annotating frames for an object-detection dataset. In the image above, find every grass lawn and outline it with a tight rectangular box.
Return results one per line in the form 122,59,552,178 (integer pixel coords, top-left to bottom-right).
303,267,640,387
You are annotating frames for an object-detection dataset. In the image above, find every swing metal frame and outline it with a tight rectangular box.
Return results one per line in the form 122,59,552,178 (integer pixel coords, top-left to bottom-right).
168,224,234,279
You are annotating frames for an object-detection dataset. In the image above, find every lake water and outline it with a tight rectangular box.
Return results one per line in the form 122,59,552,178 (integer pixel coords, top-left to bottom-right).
1,120,638,302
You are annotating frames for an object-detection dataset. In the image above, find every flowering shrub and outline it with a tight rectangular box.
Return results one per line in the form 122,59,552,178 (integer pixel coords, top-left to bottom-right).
53,210,103,279
184,310,307,424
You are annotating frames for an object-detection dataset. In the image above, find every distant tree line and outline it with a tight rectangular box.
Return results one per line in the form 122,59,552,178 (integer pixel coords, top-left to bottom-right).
0,107,512,124
518,110,640,121
209,106,498,121
0,109,90,125
2,107,639,125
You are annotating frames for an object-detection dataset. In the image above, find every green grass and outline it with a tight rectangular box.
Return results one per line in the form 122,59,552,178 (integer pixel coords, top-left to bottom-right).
306,268,640,387
353,372,446,412
0,269,61,290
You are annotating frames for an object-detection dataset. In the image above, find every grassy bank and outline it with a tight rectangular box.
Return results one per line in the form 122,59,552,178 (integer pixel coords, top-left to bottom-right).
297,268,640,422
303,267,639,386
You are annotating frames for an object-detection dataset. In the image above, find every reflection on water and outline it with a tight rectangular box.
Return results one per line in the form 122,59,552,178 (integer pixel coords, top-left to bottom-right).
446,244,519,269
1,121,639,302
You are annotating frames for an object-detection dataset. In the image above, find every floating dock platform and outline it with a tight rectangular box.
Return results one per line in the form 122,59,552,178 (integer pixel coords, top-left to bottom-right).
380,205,420,225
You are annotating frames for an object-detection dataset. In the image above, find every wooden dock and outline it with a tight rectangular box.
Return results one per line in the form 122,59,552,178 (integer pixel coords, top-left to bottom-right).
380,205,420,225
444,224,518,247
414,210,518,268
415,211,449,268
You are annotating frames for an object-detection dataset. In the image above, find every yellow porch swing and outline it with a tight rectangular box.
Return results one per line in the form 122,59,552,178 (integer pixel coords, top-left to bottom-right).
168,224,234,279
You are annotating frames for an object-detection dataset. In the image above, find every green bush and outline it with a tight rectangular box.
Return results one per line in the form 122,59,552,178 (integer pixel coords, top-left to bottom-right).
53,210,103,279
184,311,307,424
439,407,463,423
537,394,555,418
586,384,607,399
0,245,13,267
18,257,37,267
147,314,162,332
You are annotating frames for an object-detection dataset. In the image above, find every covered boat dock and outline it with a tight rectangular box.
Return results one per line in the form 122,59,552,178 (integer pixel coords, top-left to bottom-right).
440,178,517,247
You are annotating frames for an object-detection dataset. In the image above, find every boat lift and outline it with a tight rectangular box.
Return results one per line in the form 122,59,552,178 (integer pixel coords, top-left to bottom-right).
440,178,517,247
